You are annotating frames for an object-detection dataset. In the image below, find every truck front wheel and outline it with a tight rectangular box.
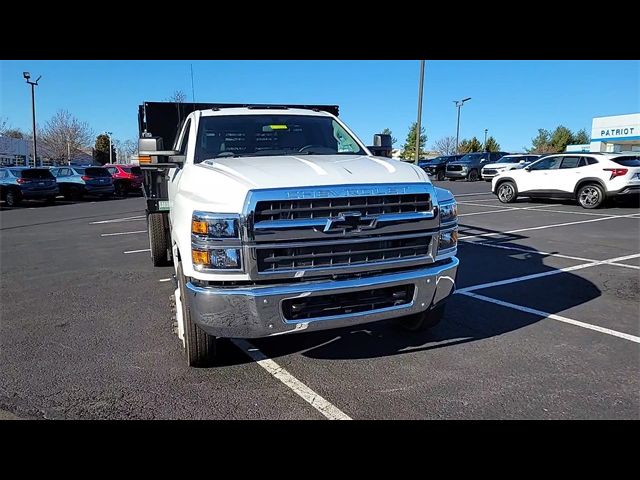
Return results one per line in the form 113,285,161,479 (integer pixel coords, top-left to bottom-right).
393,303,446,332
177,262,217,367
148,213,171,266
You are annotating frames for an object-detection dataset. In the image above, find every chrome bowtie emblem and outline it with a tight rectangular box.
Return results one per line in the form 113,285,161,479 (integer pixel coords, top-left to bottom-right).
323,211,376,234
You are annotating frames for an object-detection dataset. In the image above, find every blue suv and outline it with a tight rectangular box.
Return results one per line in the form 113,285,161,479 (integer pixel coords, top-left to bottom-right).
0,167,59,207
50,166,114,200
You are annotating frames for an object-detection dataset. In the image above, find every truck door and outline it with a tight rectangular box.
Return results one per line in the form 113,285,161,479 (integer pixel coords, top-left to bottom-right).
168,119,192,209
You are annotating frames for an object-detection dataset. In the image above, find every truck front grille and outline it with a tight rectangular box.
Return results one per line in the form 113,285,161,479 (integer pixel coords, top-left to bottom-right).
282,284,414,321
257,234,431,273
254,193,430,222
483,169,498,175
447,165,463,171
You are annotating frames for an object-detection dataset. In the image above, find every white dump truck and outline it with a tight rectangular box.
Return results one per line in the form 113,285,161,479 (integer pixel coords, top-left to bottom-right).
138,102,459,366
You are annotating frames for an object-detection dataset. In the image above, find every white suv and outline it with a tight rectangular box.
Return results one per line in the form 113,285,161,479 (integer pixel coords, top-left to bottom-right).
481,154,541,181
491,153,640,208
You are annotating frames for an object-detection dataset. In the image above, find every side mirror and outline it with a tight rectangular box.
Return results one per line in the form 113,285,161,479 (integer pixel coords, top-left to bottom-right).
519,159,526,164
367,133,393,158
138,137,182,164
525,166,532,171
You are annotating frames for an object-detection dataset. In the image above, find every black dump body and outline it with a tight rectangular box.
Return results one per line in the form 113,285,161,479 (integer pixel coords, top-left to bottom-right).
138,102,340,215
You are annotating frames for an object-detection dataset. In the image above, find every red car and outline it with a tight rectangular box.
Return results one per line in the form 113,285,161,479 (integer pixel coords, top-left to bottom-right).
105,164,144,197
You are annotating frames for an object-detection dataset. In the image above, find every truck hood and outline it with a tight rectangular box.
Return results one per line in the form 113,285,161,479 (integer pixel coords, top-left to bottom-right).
198,154,427,189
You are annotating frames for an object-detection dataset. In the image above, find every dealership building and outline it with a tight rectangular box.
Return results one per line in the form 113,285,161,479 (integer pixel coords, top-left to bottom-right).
567,113,640,153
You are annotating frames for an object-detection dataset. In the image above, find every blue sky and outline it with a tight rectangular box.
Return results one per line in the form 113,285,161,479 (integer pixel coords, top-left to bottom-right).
2,60,638,152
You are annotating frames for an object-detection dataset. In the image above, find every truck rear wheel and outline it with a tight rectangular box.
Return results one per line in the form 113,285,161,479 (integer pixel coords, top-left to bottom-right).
177,262,216,367
148,213,171,266
393,303,446,332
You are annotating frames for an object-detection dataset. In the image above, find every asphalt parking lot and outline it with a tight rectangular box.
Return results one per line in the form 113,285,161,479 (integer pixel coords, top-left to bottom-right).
1,181,638,419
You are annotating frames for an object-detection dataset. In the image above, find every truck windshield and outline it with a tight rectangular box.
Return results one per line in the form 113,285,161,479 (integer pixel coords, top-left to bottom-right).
194,115,366,163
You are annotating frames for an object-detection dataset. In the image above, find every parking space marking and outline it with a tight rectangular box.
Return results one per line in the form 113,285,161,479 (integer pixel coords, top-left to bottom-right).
100,230,147,237
460,291,640,344
453,192,494,197
90,215,145,224
458,205,555,217
459,213,640,240
458,200,638,218
124,248,151,254
460,240,596,262
231,339,352,420
458,253,640,293
159,278,172,282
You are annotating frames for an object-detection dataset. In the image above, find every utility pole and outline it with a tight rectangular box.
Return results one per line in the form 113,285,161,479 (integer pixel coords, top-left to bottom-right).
454,97,472,154
23,72,41,168
105,131,113,164
415,60,425,164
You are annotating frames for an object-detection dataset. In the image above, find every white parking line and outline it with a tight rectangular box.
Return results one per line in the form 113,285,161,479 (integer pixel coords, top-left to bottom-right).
159,278,172,282
459,213,640,240
90,215,145,224
101,230,147,237
457,253,640,293
458,205,554,217
459,240,595,262
232,339,351,420
454,192,494,197
458,200,637,218
124,248,151,254
460,291,640,344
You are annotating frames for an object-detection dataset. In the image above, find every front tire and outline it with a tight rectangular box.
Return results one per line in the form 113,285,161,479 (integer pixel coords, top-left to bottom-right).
497,181,517,203
45,196,56,205
177,262,216,367
114,182,127,198
577,183,605,209
393,303,446,332
436,170,445,181
148,213,171,267
5,189,21,207
467,169,479,182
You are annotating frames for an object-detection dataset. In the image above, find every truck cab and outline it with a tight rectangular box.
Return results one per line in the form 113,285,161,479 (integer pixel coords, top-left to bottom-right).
139,102,459,367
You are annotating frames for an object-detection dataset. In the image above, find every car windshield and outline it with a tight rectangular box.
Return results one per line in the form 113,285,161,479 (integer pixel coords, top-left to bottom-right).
611,156,640,167
498,156,524,164
194,114,366,163
457,153,484,163
429,157,447,164
124,167,142,175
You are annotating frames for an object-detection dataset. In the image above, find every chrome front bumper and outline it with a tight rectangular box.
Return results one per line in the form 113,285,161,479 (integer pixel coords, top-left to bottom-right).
445,171,467,178
183,258,458,338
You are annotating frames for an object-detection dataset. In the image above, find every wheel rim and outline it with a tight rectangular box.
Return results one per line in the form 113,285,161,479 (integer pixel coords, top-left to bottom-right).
7,192,14,205
469,171,477,181
498,184,514,202
580,187,600,207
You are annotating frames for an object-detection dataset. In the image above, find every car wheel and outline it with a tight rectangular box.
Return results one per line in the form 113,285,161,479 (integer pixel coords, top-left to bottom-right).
45,196,56,205
148,213,172,267
5,189,21,207
70,186,83,201
114,182,127,198
177,262,217,367
449,178,456,182
497,181,517,203
393,303,446,332
577,183,605,209
437,170,445,181
467,170,479,182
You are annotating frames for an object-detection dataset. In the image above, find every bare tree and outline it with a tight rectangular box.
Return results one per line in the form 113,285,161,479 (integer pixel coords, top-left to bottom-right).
432,136,457,156
113,139,137,163
167,90,187,103
40,110,94,163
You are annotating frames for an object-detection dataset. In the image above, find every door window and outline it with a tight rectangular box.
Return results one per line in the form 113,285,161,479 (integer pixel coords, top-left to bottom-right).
529,156,562,170
559,156,581,169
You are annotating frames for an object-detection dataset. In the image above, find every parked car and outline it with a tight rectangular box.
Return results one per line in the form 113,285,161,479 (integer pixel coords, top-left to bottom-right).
105,164,144,197
0,167,59,207
492,153,640,209
446,151,510,181
481,154,542,181
50,166,114,200
421,154,465,181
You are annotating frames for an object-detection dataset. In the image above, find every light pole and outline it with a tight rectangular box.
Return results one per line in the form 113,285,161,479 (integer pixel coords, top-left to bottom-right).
415,60,425,164
105,131,113,164
23,72,41,167
454,97,471,154
484,129,488,151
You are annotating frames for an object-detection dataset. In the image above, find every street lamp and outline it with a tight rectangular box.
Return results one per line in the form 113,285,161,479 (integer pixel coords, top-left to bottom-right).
23,72,42,168
453,97,471,154
105,131,113,164
484,129,488,151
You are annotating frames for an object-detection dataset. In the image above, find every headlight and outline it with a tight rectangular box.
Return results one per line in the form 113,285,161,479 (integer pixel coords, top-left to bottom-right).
439,201,457,224
192,211,242,271
438,228,458,252
192,211,239,239
192,248,242,271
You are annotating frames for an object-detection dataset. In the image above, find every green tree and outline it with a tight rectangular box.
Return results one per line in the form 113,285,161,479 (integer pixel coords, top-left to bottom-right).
458,136,482,153
94,134,116,165
381,128,398,146
400,122,427,160
528,128,554,154
573,128,590,144
550,125,573,152
484,136,501,152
